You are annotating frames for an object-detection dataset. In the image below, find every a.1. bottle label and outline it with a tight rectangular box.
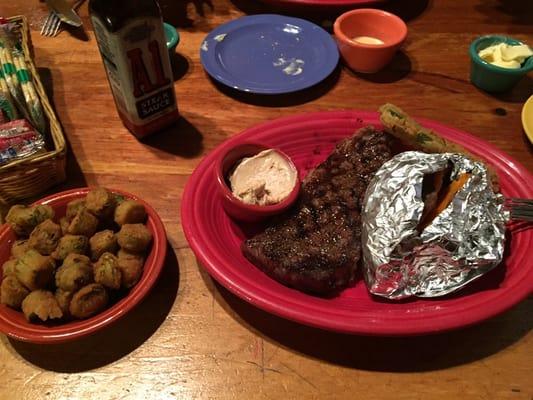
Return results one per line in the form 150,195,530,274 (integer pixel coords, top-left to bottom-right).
92,16,177,127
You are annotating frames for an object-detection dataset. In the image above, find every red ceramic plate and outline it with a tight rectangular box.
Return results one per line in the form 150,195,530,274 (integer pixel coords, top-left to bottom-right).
182,111,533,336
258,0,386,8
0,188,167,343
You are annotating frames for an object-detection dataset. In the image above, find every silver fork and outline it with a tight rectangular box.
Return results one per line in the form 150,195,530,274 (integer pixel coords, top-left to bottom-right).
505,198,533,222
40,0,85,37
40,11,62,37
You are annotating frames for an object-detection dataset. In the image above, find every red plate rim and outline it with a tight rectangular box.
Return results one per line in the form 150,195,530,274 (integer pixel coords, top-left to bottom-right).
181,110,533,336
0,188,167,344
258,0,387,8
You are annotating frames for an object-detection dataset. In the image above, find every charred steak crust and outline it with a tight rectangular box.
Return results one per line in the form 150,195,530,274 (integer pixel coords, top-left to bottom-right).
242,127,397,295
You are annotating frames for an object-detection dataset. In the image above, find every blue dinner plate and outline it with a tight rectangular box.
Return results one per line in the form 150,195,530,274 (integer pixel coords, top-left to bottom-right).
200,14,339,94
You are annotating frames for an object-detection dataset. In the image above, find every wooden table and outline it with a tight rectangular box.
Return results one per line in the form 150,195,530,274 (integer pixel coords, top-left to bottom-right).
1,0,532,399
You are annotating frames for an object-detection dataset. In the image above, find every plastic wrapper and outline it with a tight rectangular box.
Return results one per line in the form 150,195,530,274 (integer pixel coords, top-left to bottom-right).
0,119,45,164
362,151,507,299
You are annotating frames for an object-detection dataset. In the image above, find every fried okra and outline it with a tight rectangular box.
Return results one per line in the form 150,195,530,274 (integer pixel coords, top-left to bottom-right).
59,217,70,235
55,288,74,315
21,290,63,322
2,259,17,277
117,249,144,289
15,249,56,291
66,199,86,221
117,224,152,253
62,253,92,269
55,253,93,292
69,284,108,319
89,230,118,261
1,275,30,308
6,204,54,236
11,240,29,259
4,189,153,324
67,209,99,237
52,235,89,261
86,188,116,220
114,200,147,226
28,219,62,255
94,253,122,290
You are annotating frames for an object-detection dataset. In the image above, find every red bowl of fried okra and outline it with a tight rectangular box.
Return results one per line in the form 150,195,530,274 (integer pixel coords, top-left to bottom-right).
0,188,167,343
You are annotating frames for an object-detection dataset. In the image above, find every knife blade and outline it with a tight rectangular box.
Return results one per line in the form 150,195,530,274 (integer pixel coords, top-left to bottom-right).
45,0,83,27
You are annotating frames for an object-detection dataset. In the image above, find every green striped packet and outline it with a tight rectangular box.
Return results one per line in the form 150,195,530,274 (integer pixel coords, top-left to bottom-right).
0,44,26,115
0,41,33,127
0,69,18,120
12,50,46,132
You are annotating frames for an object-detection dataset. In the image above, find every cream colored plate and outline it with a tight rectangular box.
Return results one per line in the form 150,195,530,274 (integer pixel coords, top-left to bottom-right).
522,95,533,144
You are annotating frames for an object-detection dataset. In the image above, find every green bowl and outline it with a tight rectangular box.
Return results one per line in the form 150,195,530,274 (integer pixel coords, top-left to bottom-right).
469,35,533,93
163,22,179,54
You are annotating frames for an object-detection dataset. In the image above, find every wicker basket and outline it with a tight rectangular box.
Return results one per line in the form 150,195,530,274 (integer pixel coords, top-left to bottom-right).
0,15,66,207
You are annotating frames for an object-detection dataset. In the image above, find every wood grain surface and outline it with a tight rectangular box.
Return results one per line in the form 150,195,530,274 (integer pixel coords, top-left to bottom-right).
0,0,532,399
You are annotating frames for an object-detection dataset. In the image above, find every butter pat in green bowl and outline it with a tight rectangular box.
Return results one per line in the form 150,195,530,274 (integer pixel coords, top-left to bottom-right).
469,35,533,93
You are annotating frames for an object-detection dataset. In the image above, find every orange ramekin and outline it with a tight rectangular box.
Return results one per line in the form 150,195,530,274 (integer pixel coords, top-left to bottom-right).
334,9,407,73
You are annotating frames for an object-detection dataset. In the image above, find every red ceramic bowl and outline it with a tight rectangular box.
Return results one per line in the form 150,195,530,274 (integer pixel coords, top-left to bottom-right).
0,188,167,343
334,8,407,73
215,143,300,222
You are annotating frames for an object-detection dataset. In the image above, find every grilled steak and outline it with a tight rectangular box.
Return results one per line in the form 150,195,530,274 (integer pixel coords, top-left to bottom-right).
242,127,398,295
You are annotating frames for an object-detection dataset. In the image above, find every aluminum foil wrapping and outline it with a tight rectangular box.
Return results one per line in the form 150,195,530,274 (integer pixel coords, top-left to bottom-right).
361,151,507,299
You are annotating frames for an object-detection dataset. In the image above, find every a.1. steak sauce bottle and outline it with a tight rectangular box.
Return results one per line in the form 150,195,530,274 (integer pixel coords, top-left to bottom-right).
89,0,179,138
